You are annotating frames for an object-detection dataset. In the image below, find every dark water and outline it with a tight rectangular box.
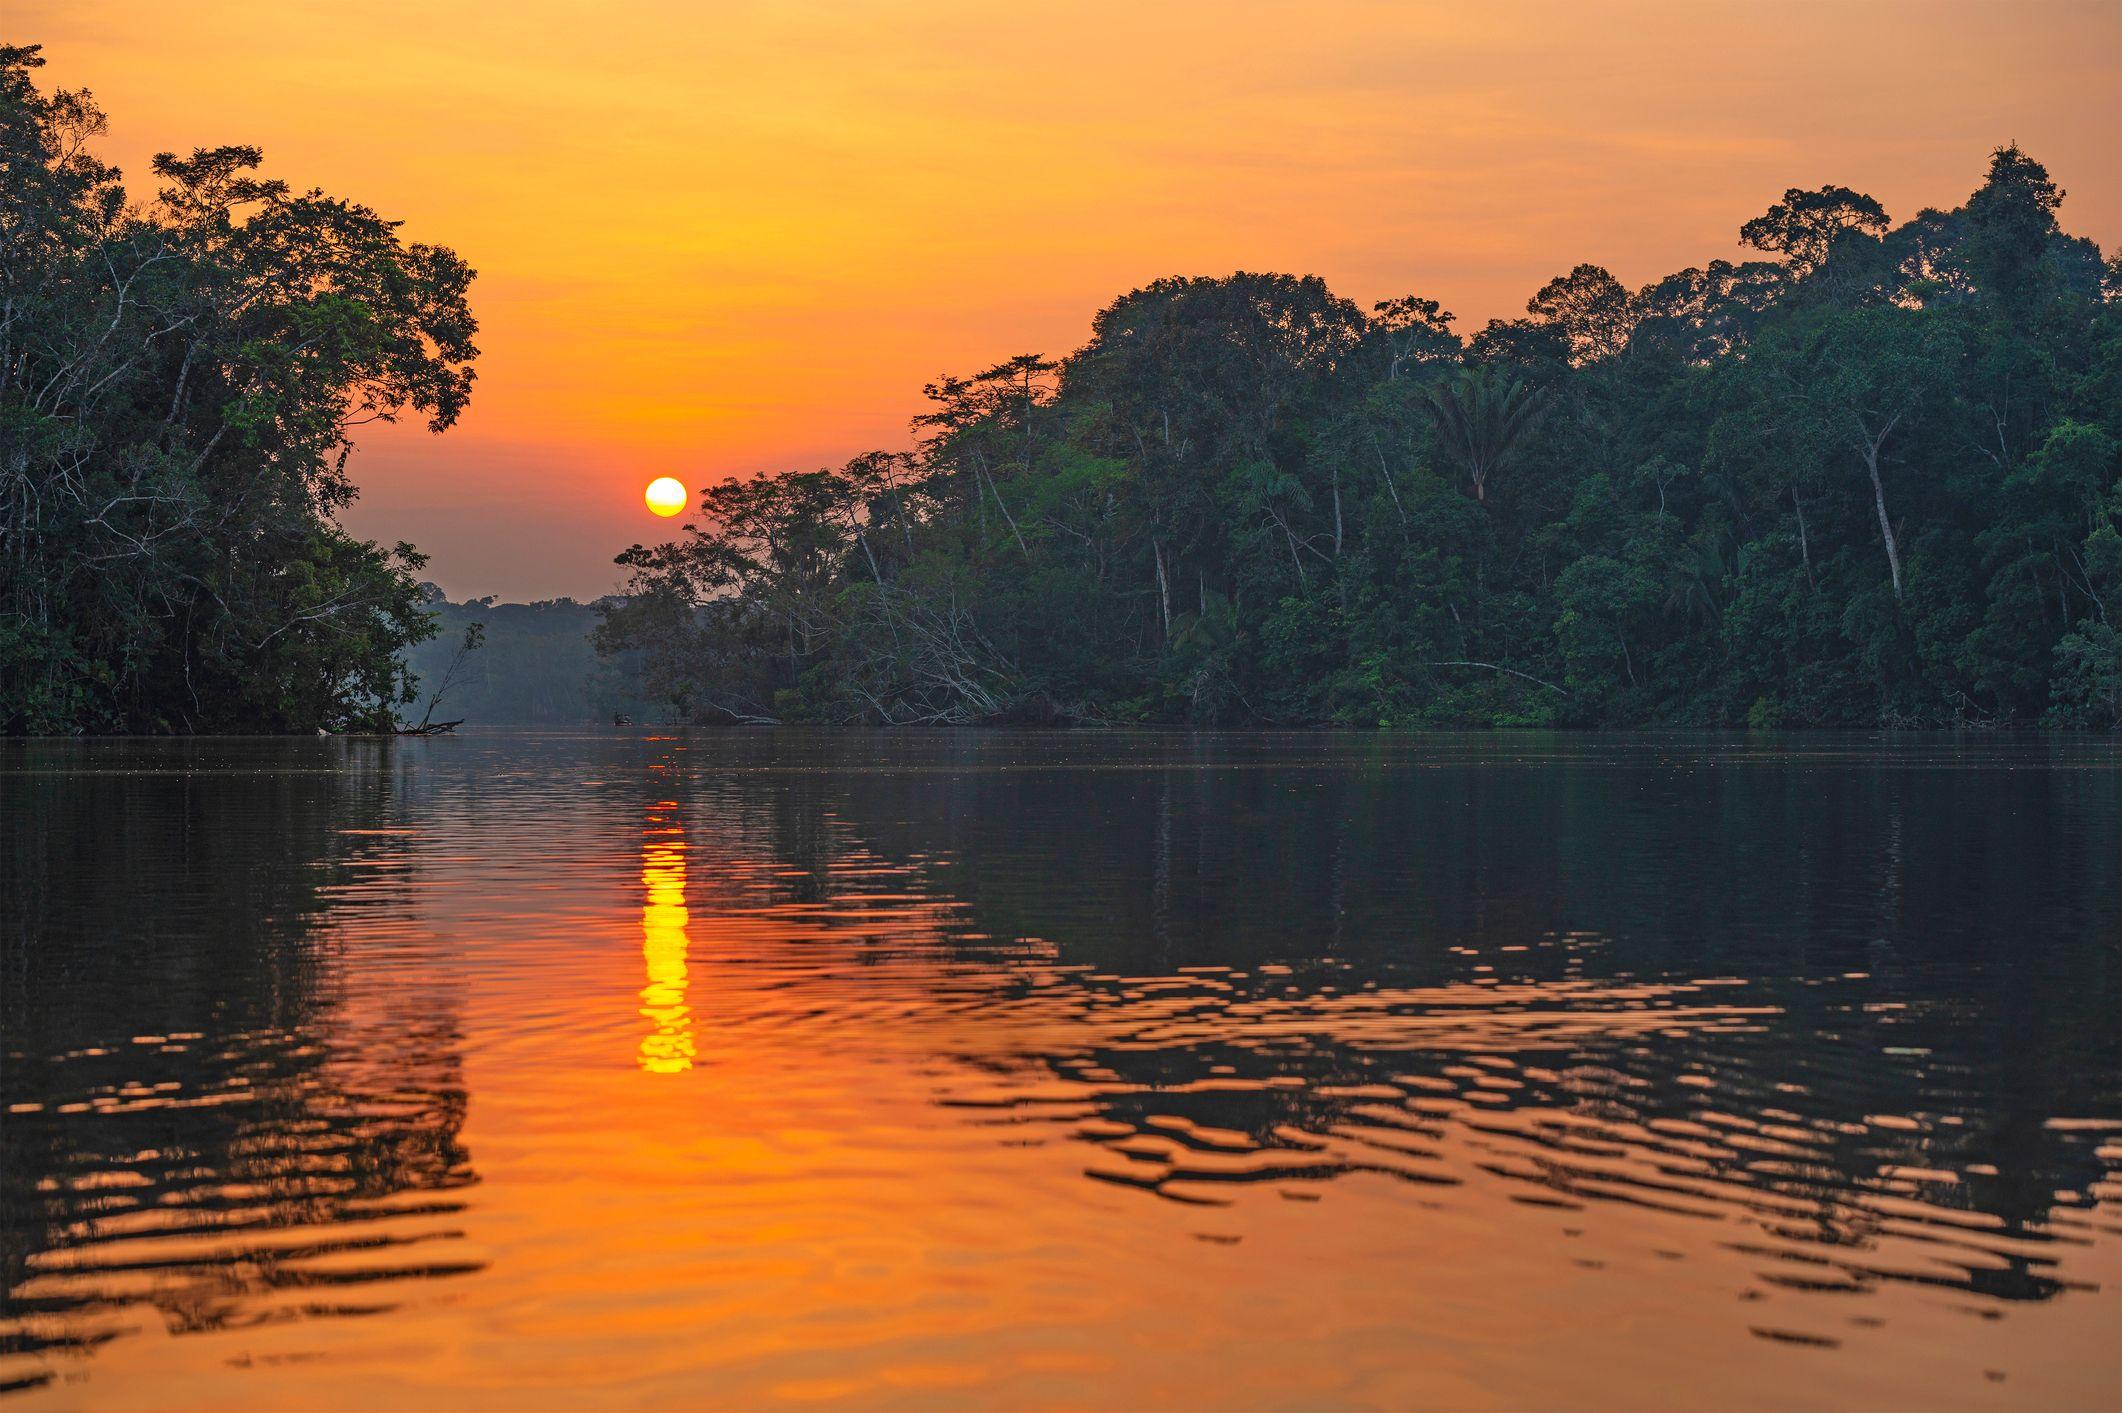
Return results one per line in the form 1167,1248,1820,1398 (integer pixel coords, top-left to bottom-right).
3,732,2119,1409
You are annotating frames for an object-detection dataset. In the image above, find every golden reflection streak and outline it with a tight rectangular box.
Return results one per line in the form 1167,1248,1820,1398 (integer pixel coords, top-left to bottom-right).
638,799,694,1074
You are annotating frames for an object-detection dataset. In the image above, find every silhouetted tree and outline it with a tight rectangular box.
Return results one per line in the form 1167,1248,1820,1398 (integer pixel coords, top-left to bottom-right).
0,46,477,733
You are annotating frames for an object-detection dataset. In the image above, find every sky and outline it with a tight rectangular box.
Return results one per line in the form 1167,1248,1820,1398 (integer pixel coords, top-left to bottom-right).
18,0,2122,602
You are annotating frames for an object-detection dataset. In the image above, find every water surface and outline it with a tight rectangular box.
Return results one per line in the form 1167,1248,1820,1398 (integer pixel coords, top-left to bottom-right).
3,732,2119,1408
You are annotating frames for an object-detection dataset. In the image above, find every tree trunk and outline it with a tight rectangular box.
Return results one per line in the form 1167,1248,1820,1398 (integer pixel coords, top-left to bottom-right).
1153,537,1172,644
980,463,1029,556
1864,448,1903,600
851,520,882,584
1372,439,1408,529
1791,486,1816,592
1331,463,1344,559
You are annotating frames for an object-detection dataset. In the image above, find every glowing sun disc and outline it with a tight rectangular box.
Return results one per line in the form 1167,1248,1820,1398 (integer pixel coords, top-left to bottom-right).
644,476,687,517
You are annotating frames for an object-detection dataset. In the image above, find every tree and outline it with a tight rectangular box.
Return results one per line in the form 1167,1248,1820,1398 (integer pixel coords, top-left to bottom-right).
1740,184,1890,276
1757,308,1945,601
0,45,477,733
1962,144,2068,307
1525,264,1634,364
1423,368,1550,503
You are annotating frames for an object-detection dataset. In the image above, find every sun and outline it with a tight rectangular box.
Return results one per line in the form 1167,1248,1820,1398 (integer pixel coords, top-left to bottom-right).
644,476,687,517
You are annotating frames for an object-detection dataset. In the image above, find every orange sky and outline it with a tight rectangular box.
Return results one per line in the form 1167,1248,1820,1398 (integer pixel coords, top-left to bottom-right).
19,0,2122,601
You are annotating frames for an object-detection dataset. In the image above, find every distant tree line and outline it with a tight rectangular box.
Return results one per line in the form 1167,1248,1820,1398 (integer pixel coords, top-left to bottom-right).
0,46,476,734
402,588,657,725
600,147,2122,729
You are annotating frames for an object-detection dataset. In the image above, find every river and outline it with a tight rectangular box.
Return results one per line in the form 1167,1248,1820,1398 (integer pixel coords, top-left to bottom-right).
3,731,2118,1407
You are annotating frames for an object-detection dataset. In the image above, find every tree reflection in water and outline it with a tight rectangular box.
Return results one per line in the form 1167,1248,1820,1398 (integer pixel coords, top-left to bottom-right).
719,735,2122,1329
0,741,479,1398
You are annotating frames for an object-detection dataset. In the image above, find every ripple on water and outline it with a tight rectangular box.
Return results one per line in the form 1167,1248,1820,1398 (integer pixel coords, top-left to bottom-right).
4,730,2120,1405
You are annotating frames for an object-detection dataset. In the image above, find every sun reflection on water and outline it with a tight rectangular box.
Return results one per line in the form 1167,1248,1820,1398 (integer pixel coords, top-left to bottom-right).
638,798,694,1073
8,732,2122,1407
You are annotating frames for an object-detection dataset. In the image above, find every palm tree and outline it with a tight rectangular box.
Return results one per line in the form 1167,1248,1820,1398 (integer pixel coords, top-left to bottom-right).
1424,368,1549,502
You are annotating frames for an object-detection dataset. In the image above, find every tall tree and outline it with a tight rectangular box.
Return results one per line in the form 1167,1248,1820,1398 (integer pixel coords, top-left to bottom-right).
1423,369,1550,504
0,46,477,733
1740,184,1890,276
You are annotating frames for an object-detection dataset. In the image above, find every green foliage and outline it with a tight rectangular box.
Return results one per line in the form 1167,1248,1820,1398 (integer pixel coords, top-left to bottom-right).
599,144,2121,730
0,47,476,734
2047,624,2122,728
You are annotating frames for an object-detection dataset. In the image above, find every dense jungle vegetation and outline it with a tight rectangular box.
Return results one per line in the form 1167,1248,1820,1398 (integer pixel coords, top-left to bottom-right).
601,149,2122,729
8,43,2119,734
0,46,475,733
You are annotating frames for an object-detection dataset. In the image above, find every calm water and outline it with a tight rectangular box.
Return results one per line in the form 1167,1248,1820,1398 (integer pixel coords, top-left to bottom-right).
3,732,2119,1409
